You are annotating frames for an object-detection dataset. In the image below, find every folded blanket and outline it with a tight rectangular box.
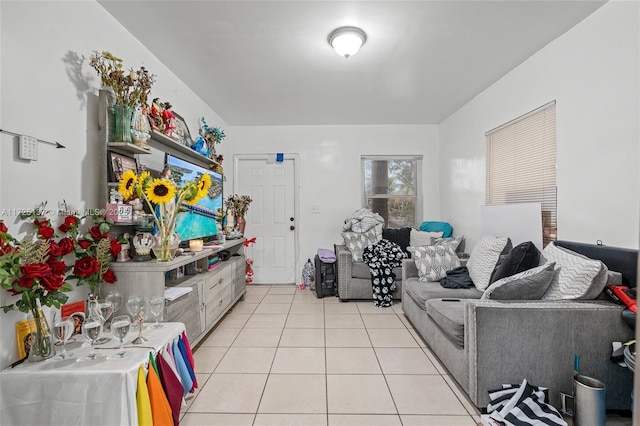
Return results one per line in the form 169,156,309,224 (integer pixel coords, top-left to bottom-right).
343,208,385,233
317,248,336,263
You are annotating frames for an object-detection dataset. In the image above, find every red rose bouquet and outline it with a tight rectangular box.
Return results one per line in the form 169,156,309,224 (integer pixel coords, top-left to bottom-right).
0,208,75,360
65,212,120,294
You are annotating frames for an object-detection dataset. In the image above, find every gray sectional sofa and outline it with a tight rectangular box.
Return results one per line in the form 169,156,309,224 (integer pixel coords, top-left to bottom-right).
402,240,636,411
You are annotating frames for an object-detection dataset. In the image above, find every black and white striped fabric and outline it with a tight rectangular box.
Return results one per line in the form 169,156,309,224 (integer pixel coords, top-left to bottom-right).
483,379,567,426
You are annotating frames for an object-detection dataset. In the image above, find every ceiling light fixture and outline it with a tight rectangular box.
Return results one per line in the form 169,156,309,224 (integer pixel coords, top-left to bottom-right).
328,26,367,59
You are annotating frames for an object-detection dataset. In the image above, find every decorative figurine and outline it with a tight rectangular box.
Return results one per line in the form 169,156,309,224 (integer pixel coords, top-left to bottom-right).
117,233,131,262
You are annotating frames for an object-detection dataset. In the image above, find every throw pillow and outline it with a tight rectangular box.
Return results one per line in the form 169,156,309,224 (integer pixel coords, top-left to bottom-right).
490,241,541,284
540,243,608,300
408,244,461,282
431,235,465,253
410,229,443,248
482,263,556,300
341,225,381,262
382,227,412,257
466,236,512,291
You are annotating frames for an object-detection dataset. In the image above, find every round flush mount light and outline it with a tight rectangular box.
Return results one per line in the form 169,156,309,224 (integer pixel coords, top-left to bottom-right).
328,26,367,58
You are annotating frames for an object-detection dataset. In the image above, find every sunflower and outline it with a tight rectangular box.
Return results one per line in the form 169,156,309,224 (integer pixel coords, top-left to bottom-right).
138,171,152,189
196,173,212,200
118,170,137,199
145,179,176,204
182,183,200,205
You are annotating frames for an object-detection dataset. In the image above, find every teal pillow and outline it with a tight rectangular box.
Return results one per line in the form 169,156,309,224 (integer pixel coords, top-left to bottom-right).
419,221,453,238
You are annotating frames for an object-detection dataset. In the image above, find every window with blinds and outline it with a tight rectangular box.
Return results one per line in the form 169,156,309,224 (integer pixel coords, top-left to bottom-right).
486,101,557,246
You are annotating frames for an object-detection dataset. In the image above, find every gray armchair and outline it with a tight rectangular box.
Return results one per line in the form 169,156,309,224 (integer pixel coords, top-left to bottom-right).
335,244,403,302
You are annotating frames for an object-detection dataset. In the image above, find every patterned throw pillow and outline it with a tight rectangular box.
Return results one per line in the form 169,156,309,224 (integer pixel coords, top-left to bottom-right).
408,244,461,282
540,243,608,300
431,235,464,253
467,236,512,291
482,263,555,300
409,229,444,247
341,225,382,262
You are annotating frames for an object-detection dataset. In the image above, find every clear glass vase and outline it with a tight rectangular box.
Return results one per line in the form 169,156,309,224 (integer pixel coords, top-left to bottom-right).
27,309,54,362
109,104,134,143
152,232,180,261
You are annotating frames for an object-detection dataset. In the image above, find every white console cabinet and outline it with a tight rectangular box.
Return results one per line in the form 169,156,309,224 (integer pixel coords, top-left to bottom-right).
106,239,245,346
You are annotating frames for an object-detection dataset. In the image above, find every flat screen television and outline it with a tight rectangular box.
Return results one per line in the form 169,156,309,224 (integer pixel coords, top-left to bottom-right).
165,153,223,242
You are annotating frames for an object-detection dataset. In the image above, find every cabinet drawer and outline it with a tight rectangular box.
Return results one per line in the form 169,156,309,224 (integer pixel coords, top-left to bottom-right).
204,266,233,297
205,281,232,326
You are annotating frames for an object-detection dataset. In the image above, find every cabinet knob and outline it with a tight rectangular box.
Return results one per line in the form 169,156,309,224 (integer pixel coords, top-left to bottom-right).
290,217,295,222
290,225,295,231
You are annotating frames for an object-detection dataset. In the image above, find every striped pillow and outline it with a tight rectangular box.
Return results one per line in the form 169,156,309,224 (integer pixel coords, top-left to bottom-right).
467,236,511,291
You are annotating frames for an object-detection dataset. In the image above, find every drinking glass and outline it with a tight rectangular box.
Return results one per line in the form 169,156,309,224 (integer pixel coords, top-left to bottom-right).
81,317,103,361
109,315,131,358
149,296,164,329
126,296,142,320
106,291,122,315
53,314,74,359
94,300,114,345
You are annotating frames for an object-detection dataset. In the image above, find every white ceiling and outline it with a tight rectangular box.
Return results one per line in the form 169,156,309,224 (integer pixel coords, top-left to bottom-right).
99,1,606,126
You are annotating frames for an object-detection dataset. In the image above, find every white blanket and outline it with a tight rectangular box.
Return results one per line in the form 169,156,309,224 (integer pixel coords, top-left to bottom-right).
343,208,385,233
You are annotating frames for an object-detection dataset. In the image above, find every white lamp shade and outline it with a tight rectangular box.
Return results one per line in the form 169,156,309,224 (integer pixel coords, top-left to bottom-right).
328,27,366,58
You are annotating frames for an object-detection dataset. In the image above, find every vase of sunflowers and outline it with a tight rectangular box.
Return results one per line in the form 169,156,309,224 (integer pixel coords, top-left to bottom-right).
117,167,212,261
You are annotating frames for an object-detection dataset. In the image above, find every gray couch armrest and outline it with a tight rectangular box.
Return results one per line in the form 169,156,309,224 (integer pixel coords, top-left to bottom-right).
335,245,353,298
402,258,418,281
465,300,634,409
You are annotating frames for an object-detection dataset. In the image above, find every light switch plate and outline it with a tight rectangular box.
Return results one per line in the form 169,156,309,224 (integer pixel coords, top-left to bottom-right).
19,135,38,161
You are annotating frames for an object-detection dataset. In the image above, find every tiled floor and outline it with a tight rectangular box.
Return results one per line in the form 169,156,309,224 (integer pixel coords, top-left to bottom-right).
181,285,481,426
181,285,634,426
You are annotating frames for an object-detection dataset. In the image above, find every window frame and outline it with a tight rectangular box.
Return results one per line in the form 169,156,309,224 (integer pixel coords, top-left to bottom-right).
361,155,423,228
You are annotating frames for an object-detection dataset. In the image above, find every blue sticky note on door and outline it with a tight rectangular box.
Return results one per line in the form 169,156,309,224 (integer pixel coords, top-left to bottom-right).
276,153,284,162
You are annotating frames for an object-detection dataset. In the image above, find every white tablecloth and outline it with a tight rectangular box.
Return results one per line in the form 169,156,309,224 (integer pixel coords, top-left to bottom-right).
0,322,186,426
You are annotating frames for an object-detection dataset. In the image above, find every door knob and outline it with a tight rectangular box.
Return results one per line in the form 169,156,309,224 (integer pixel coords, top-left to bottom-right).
290,225,295,231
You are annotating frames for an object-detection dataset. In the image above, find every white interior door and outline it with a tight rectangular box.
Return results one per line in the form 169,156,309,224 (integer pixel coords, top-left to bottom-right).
235,156,297,284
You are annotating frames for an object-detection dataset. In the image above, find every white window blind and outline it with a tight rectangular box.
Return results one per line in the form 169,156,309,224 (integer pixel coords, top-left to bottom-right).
486,101,557,246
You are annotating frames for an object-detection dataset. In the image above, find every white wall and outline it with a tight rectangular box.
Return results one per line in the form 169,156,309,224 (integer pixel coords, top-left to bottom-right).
0,0,225,370
439,0,640,251
225,125,440,263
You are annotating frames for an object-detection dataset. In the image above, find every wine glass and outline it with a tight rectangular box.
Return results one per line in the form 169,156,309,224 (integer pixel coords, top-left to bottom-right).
106,291,122,316
94,300,114,345
81,317,103,361
149,296,164,329
53,314,74,359
126,296,142,320
109,315,131,358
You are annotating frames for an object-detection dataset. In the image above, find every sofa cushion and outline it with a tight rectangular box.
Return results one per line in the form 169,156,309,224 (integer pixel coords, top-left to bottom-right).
404,278,483,311
341,224,381,262
490,241,541,284
408,244,461,282
425,299,466,348
383,227,412,256
351,262,401,280
541,243,608,300
482,263,555,300
409,228,443,247
431,235,465,253
467,236,512,291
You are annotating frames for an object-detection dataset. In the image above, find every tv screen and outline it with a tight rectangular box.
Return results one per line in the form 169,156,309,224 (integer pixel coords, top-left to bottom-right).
165,154,223,241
